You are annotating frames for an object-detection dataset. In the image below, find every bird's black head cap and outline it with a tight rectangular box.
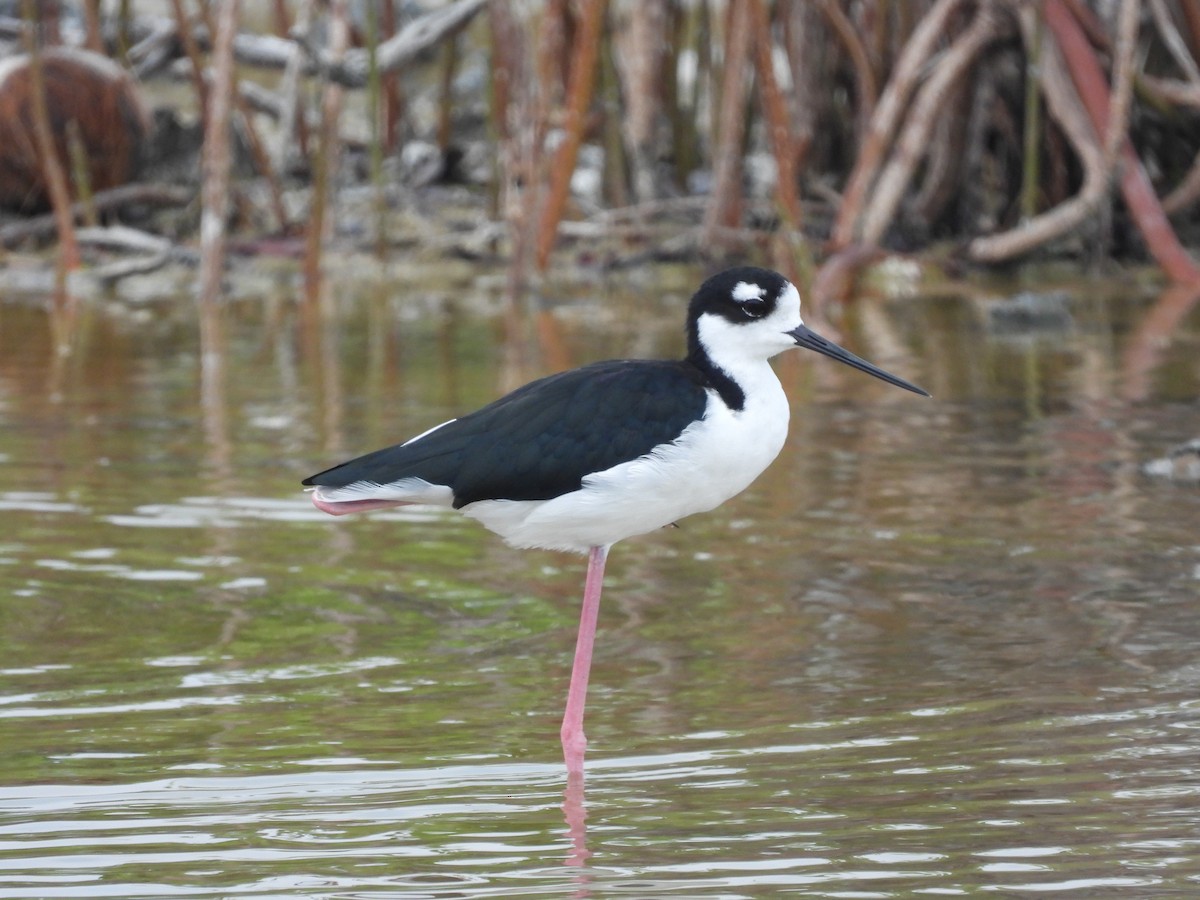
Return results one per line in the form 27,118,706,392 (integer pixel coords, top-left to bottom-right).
685,266,790,351
683,267,793,410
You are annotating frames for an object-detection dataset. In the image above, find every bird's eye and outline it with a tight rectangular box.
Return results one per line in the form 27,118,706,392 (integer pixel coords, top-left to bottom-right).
740,299,767,318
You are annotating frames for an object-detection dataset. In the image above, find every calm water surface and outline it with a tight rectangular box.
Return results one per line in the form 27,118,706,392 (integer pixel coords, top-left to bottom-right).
1,264,1199,897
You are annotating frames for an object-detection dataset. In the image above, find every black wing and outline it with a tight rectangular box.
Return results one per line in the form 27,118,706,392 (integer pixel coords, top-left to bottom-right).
302,359,711,508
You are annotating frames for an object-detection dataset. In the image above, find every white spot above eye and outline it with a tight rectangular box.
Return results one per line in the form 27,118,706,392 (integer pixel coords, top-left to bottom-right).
732,281,766,302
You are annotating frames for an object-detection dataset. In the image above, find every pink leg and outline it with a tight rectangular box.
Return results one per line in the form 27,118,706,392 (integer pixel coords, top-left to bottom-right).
560,544,609,772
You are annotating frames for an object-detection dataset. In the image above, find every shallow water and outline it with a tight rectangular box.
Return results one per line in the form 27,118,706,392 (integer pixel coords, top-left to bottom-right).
1,265,1199,897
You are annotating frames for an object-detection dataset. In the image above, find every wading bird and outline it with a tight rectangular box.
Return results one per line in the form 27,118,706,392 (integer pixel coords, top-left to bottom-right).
303,267,929,770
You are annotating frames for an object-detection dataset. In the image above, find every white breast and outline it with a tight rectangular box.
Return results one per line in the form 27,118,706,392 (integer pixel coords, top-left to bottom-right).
463,361,790,553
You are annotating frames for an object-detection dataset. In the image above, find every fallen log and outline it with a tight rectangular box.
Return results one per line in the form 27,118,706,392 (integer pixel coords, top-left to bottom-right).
0,183,193,247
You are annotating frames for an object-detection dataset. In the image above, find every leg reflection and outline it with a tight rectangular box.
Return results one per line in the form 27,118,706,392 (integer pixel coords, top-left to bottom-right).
562,765,591,874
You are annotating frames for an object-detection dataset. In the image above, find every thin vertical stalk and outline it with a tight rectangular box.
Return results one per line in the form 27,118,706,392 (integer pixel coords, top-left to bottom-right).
616,1,664,202
380,0,402,155
82,0,102,52
1020,12,1043,220
366,0,387,255
65,120,97,227
749,0,802,233
191,0,288,233
663,2,686,190
41,0,61,44
486,2,514,222
198,0,239,309
170,0,210,117
271,0,290,32
117,0,133,64
599,21,630,208
815,0,878,133
273,0,314,175
304,0,350,304
749,0,812,285
197,0,239,491
702,0,753,244
22,0,79,273
436,32,460,153
534,0,607,270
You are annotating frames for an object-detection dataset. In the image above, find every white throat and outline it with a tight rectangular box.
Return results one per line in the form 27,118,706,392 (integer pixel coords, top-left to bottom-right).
693,282,803,386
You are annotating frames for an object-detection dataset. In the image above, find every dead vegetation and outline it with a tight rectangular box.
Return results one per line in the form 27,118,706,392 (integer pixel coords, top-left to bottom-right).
3,0,1200,309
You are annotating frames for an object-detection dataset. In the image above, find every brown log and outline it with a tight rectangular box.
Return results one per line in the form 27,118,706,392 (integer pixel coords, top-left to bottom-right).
0,48,150,213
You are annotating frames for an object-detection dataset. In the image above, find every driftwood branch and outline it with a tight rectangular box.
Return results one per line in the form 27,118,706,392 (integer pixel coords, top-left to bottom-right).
830,0,966,247
215,0,485,86
0,184,192,247
1,0,486,87
857,0,1001,246
1048,0,1200,282
75,225,176,283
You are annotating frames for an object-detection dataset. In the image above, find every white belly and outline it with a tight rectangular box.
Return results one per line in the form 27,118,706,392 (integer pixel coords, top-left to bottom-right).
463,378,790,553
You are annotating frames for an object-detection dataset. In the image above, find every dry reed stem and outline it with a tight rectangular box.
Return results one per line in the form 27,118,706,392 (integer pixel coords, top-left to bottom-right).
303,0,350,305
534,0,607,271
64,120,97,227
779,2,818,178
192,0,288,233
488,2,537,378
380,0,402,155
366,0,387,254
170,0,209,114
815,0,878,125
198,0,239,308
614,2,664,202
272,0,313,175
82,0,102,52
749,0,801,233
22,1,78,271
701,0,753,246
486,3,515,221
196,0,239,486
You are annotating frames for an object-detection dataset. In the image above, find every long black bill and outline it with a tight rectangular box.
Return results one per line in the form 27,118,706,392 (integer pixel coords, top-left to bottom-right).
789,324,930,397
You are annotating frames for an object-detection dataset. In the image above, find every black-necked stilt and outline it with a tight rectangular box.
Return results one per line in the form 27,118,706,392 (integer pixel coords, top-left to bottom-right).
303,267,929,770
